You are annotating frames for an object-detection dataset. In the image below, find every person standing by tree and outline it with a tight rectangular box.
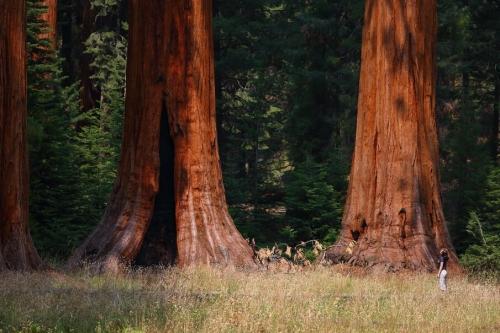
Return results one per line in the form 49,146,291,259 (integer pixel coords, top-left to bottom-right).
437,248,449,291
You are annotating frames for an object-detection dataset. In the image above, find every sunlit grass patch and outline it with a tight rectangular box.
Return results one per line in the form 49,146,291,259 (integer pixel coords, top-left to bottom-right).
0,267,498,332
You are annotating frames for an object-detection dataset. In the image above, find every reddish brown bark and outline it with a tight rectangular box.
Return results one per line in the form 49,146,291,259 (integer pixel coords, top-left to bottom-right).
68,0,256,272
325,0,458,272
0,0,43,271
39,0,58,49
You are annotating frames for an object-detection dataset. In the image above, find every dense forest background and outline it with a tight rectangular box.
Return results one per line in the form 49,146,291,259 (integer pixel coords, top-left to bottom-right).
27,0,499,271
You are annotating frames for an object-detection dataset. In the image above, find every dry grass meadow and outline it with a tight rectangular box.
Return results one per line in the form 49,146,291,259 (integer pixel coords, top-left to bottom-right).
0,266,498,333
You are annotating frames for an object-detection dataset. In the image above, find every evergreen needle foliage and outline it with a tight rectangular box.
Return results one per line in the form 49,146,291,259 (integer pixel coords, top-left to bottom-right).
27,0,81,257
461,166,500,276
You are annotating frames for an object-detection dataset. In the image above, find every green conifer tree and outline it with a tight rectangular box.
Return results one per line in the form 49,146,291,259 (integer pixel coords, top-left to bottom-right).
27,0,81,257
461,166,500,275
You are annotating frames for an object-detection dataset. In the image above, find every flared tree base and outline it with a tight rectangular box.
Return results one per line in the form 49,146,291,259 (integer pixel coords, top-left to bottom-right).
325,234,460,273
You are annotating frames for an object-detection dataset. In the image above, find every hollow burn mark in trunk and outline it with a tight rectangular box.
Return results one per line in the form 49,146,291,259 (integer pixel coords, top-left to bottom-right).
351,217,367,242
135,110,177,266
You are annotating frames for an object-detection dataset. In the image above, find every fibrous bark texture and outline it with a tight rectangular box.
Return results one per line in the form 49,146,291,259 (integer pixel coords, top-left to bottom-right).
0,0,43,271
68,0,255,272
325,0,458,272
40,0,58,49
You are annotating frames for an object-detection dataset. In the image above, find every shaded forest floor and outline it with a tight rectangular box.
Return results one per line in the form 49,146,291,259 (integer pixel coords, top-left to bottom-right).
0,266,498,333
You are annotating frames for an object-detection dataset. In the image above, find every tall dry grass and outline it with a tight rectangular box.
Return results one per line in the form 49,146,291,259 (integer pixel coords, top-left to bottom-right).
0,266,498,332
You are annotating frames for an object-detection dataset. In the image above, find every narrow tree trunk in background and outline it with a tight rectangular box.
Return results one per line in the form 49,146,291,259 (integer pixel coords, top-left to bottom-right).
0,0,43,271
58,0,78,80
325,0,458,272
40,0,58,49
79,0,99,111
68,0,255,272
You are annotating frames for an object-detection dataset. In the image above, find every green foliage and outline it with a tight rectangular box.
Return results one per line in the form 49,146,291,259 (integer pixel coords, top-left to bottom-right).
283,0,362,164
283,158,342,244
214,0,361,246
27,0,127,257
482,167,500,225
277,0,360,245
214,0,290,244
90,0,120,18
27,0,83,257
437,0,499,254
73,17,127,222
461,167,500,274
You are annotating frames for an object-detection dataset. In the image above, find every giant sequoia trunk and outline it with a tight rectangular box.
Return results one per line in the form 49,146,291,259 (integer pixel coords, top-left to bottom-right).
0,0,43,271
68,0,255,271
325,0,458,272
